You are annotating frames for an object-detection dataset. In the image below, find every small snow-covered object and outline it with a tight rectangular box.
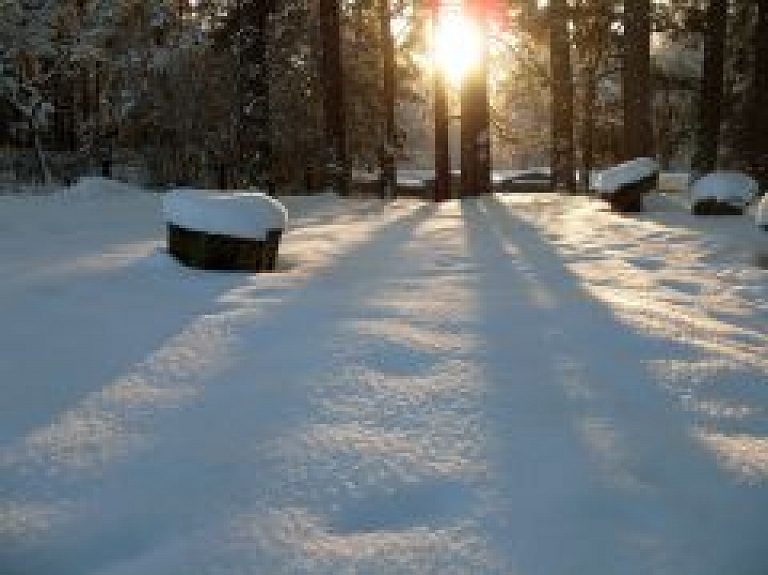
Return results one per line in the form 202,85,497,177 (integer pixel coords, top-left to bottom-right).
757,194,768,230
163,189,287,271
163,189,287,240
593,157,659,195
690,171,759,215
592,157,659,212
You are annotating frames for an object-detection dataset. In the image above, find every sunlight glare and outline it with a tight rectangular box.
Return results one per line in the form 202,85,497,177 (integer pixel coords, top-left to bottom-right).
433,10,485,87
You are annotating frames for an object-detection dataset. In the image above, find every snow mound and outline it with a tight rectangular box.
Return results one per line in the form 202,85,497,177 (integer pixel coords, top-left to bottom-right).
162,189,287,240
593,157,659,195
690,171,759,207
757,195,768,229
68,176,142,197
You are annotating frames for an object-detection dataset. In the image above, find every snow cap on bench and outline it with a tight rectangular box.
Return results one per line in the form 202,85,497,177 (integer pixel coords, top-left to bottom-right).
690,171,759,209
163,189,287,240
593,157,659,195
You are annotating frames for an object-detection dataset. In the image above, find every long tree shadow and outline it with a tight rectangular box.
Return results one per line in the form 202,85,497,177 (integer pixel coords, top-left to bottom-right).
0,200,439,574
460,195,768,575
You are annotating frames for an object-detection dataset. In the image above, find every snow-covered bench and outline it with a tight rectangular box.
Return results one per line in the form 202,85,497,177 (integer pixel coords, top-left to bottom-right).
162,189,287,271
592,157,659,212
396,177,430,198
690,171,759,215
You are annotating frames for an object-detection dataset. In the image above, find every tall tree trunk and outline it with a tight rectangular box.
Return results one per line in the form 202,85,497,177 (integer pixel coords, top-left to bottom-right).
320,0,348,195
433,50,451,201
234,1,274,191
748,0,768,190
34,131,52,185
460,0,490,197
379,0,397,198
550,0,575,191
692,0,728,175
621,0,654,159
582,65,597,193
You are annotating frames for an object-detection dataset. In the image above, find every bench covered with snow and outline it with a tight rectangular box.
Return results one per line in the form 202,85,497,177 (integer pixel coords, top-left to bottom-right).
162,189,287,271
690,171,759,215
592,157,659,212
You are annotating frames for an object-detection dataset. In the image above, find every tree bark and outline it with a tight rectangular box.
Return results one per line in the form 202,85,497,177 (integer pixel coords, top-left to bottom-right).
550,0,575,191
379,0,397,198
460,0,490,197
621,0,654,160
232,1,274,191
434,63,452,201
692,0,728,175
582,65,597,193
748,0,768,189
320,0,348,195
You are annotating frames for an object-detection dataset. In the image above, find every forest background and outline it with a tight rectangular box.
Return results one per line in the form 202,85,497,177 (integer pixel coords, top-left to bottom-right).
1,0,766,194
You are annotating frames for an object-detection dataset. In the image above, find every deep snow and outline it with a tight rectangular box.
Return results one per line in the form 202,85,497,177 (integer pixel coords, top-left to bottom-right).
1,184,768,574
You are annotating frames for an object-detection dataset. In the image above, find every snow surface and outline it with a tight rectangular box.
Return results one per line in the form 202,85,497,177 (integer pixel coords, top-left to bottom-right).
1,186,768,574
593,157,659,195
690,172,760,207
163,189,287,240
70,176,146,198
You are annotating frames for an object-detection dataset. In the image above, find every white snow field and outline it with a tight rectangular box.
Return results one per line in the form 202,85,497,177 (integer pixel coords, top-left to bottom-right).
1,184,768,574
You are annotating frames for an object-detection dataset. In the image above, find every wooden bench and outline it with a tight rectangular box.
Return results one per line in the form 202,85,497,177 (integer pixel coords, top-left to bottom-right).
605,172,658,212
168,225,282,272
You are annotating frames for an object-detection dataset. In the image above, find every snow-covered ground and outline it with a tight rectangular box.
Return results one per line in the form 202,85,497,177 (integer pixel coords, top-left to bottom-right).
1,184,768,574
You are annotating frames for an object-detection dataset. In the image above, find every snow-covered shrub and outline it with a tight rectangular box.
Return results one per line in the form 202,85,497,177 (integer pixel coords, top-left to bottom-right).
690,171,759,215
162,189,287,271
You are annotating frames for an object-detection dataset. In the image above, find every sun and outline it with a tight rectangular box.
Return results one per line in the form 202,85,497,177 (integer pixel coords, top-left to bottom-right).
432,9,485,87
